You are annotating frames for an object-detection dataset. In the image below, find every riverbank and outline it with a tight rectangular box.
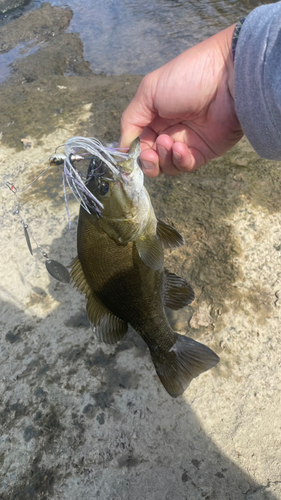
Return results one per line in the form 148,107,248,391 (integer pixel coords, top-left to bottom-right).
0,4,281,500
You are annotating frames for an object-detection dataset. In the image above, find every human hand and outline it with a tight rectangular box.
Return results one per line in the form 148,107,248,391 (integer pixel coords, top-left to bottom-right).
120,25,243,176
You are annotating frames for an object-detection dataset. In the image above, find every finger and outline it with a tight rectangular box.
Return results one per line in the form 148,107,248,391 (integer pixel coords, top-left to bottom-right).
139,127,157,149
155,135,174,173
139,149,160,177
140,142,182,178
140,135,203,177
139,133,181,177
172,142,207,172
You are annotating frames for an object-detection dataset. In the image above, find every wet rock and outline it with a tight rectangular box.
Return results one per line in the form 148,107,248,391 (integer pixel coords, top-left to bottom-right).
10,33,92,83
118,454,139,468
92,392,112,410
24,425,38,442
65,310,89,328
7,459,57,500
0,0,31,14
0,71,141,149
181,471,189,483
96,412,105,425
5,324,33,343
0,2,72,54
82,403,95,418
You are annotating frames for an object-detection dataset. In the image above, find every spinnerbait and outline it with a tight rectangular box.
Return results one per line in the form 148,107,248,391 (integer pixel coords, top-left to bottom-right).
1,138,130,283
4,181,71,283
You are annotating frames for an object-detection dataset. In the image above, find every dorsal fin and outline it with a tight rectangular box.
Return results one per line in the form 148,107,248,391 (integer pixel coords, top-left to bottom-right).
164,269,195,309
70,257,128,344
157,219,185,249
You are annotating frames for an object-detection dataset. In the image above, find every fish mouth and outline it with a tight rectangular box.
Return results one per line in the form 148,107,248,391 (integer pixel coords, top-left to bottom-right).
61,137,132,219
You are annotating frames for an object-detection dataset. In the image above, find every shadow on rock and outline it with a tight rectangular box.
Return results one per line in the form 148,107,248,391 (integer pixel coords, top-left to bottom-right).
0,205,278,500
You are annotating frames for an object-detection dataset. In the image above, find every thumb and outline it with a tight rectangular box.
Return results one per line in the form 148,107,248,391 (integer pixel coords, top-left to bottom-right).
119,120,144,149
119,76,157,148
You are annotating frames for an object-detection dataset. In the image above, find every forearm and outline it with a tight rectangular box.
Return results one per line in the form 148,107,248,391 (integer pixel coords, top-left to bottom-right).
234,1,281,160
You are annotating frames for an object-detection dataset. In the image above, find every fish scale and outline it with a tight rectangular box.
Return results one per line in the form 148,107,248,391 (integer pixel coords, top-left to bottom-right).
78,211,164,331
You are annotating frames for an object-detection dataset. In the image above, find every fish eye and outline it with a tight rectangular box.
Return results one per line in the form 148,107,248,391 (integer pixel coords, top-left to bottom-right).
99,181,109,196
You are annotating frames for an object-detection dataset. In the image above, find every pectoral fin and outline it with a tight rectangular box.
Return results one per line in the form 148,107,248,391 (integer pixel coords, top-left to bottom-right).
157,219,185,248
136,234,164,270
164,270,195,309
70,257,128,344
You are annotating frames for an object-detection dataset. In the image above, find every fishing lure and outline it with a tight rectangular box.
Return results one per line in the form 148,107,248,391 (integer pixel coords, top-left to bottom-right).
4,181,71,283
61,137,129,221
1,137,130,283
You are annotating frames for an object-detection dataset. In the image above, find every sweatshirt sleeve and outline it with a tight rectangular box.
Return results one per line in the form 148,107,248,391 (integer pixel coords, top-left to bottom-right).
234,1,281,160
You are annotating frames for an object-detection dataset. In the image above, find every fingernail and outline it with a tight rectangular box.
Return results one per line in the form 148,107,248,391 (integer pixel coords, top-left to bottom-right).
142,160,155,171
173,151,182,162
157,145,167,158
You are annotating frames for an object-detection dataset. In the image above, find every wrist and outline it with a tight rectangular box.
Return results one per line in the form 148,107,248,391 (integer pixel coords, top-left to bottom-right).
222,24,236,100
208,24,236,100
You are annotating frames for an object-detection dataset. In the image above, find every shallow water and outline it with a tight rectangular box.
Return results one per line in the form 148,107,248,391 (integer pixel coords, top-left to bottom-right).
0,0,272,79
0,40,39,83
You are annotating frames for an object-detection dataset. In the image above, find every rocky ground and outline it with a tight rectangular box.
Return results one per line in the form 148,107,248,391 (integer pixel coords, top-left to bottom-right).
0,4,281,500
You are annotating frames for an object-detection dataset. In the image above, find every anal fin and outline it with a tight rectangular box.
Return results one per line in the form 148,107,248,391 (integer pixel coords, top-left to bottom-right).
70,257,128,344
164,269,195,309
86,293,128,344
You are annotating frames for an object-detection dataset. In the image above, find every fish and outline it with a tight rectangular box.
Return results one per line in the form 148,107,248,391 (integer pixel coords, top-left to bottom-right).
70,138,219,397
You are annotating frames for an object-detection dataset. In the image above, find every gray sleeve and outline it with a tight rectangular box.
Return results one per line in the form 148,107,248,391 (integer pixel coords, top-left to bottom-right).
235,1,281,160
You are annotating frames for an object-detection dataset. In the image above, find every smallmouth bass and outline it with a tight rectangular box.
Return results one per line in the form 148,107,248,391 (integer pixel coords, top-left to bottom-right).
70,138,219,397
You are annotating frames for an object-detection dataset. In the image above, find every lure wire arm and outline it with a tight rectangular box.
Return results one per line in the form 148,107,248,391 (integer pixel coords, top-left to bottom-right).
0,137,131,282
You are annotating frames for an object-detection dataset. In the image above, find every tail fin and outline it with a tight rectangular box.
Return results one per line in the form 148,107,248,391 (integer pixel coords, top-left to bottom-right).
150,334,219,398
